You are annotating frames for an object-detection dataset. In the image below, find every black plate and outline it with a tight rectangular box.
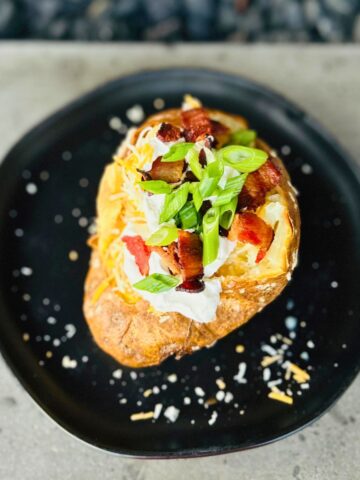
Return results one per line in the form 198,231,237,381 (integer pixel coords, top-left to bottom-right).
0,69,359,458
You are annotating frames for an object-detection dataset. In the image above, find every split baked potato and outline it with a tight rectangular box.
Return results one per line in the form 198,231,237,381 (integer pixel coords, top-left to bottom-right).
84,96,300,368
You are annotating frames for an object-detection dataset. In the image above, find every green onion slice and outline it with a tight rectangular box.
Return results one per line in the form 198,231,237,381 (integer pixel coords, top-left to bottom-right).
217,145,267,172
162,142,194,162
202,207,220,266
213,174,247,207
139,180,172,194
197,158,224,200
230,129,257,146
219,196,238,230
179,201,198,229
146,226,178,246
133,273,180,293
192,183,203,211
159,183,189,223
186,148,203,180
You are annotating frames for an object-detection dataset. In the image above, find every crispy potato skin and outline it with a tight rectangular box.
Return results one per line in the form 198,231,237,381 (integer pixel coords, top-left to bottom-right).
83,109,300,368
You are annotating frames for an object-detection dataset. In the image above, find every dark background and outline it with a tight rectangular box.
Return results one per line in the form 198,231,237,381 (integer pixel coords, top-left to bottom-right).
1,0,360,42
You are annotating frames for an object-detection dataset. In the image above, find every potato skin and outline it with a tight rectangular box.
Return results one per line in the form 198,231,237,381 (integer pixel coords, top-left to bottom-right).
83,110,300,368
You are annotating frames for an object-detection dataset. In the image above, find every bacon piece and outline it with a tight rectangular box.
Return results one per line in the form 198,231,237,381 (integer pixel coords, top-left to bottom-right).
177,231,203,281
181,108,212,142
148,157,184,183
122,235,151,275
210,120,229,146
152,244,181,276
157,122,182,142
228,213,274,263
238,159,281,210
176,279,205,293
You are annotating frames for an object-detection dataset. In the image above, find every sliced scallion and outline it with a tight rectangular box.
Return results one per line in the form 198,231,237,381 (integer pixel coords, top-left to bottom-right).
162,142,194,162
219,196,238,230
159,183,189,223
213,174,247,207
179,201,198,229
202,207,220,266
186,148,203,180
133,273,180,293
230,129,257,146
145,226,178,246
139,180,172,194
217,145,267,172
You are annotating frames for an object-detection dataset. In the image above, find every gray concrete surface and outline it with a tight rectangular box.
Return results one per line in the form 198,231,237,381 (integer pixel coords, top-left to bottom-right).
0,43,359,480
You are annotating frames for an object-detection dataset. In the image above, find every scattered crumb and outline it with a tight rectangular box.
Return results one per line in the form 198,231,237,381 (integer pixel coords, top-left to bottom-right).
183,397,191,405
130,371,138,380
215,378,226,390
301,163,313,174
153,403,163,419
167,373,178,383
153,98,165,110
22,333,30,342
112,369,122,379
62,355,77,369
143,389,153,398
268,391,293,405
263,368,271,382
235,344,245,353
26,183,37,195
47,316,57,325
46,351,53,359
331,281,338,288
194,387,205,397
65,324,76,338
126,104,145,123
152,386,160,394
307,340,315,349
208,411,218,426
164,406,180,423
130,411,154,422
224,392,234,403
20,266,33,276
233,362,247,384
215,390,225,402
68,250,79,262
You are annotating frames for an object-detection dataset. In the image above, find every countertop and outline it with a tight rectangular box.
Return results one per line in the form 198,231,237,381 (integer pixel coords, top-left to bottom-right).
0,43,359,480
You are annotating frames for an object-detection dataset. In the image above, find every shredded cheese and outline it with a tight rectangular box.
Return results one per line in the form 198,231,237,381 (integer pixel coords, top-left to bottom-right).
130,411,154,421
268,391,294,405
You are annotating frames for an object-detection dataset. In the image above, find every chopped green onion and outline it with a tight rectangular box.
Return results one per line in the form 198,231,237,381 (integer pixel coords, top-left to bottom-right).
146,226,178,246
192,183,203,211
202,207,220,266
213,174,247,207
186,148,203,180
219,196,238,230
139,180,172,194
179,201,198,229
199,176,218,199
230,129,257,146
205,158,224,179
133,274,180,293
162,142,194,162
159,183,189,223
217,145,267,173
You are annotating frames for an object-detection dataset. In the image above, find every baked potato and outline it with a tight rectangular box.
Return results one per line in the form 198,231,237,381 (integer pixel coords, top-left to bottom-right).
83,96,300,368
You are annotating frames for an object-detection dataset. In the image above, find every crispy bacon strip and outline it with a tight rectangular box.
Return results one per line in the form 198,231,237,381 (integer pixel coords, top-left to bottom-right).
228,213,274,263
177,231,203,281
181,108,212,142
157,122,182,142
210,120,229,146
148,157,184,183
153,231,203,282
122,236,151,275
152,244,181,276
176,279,205,293
238,159,281,210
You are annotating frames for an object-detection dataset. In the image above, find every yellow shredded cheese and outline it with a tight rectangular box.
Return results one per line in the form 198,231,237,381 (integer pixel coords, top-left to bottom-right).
261,354,283,367
287,362,310,384
130,411,155,421
268,391,293,405
235,344,245,353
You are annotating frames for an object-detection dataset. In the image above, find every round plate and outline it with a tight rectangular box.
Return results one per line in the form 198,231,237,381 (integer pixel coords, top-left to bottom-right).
0,69,359,458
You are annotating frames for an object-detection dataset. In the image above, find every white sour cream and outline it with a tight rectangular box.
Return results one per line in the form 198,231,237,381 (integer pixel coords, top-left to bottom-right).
141,193,165,232
204,237,236,277
123,248,221,323
218,166,239,189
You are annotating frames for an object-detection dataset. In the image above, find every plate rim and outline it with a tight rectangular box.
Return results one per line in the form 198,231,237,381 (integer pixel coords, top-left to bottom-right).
0,67,359,458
